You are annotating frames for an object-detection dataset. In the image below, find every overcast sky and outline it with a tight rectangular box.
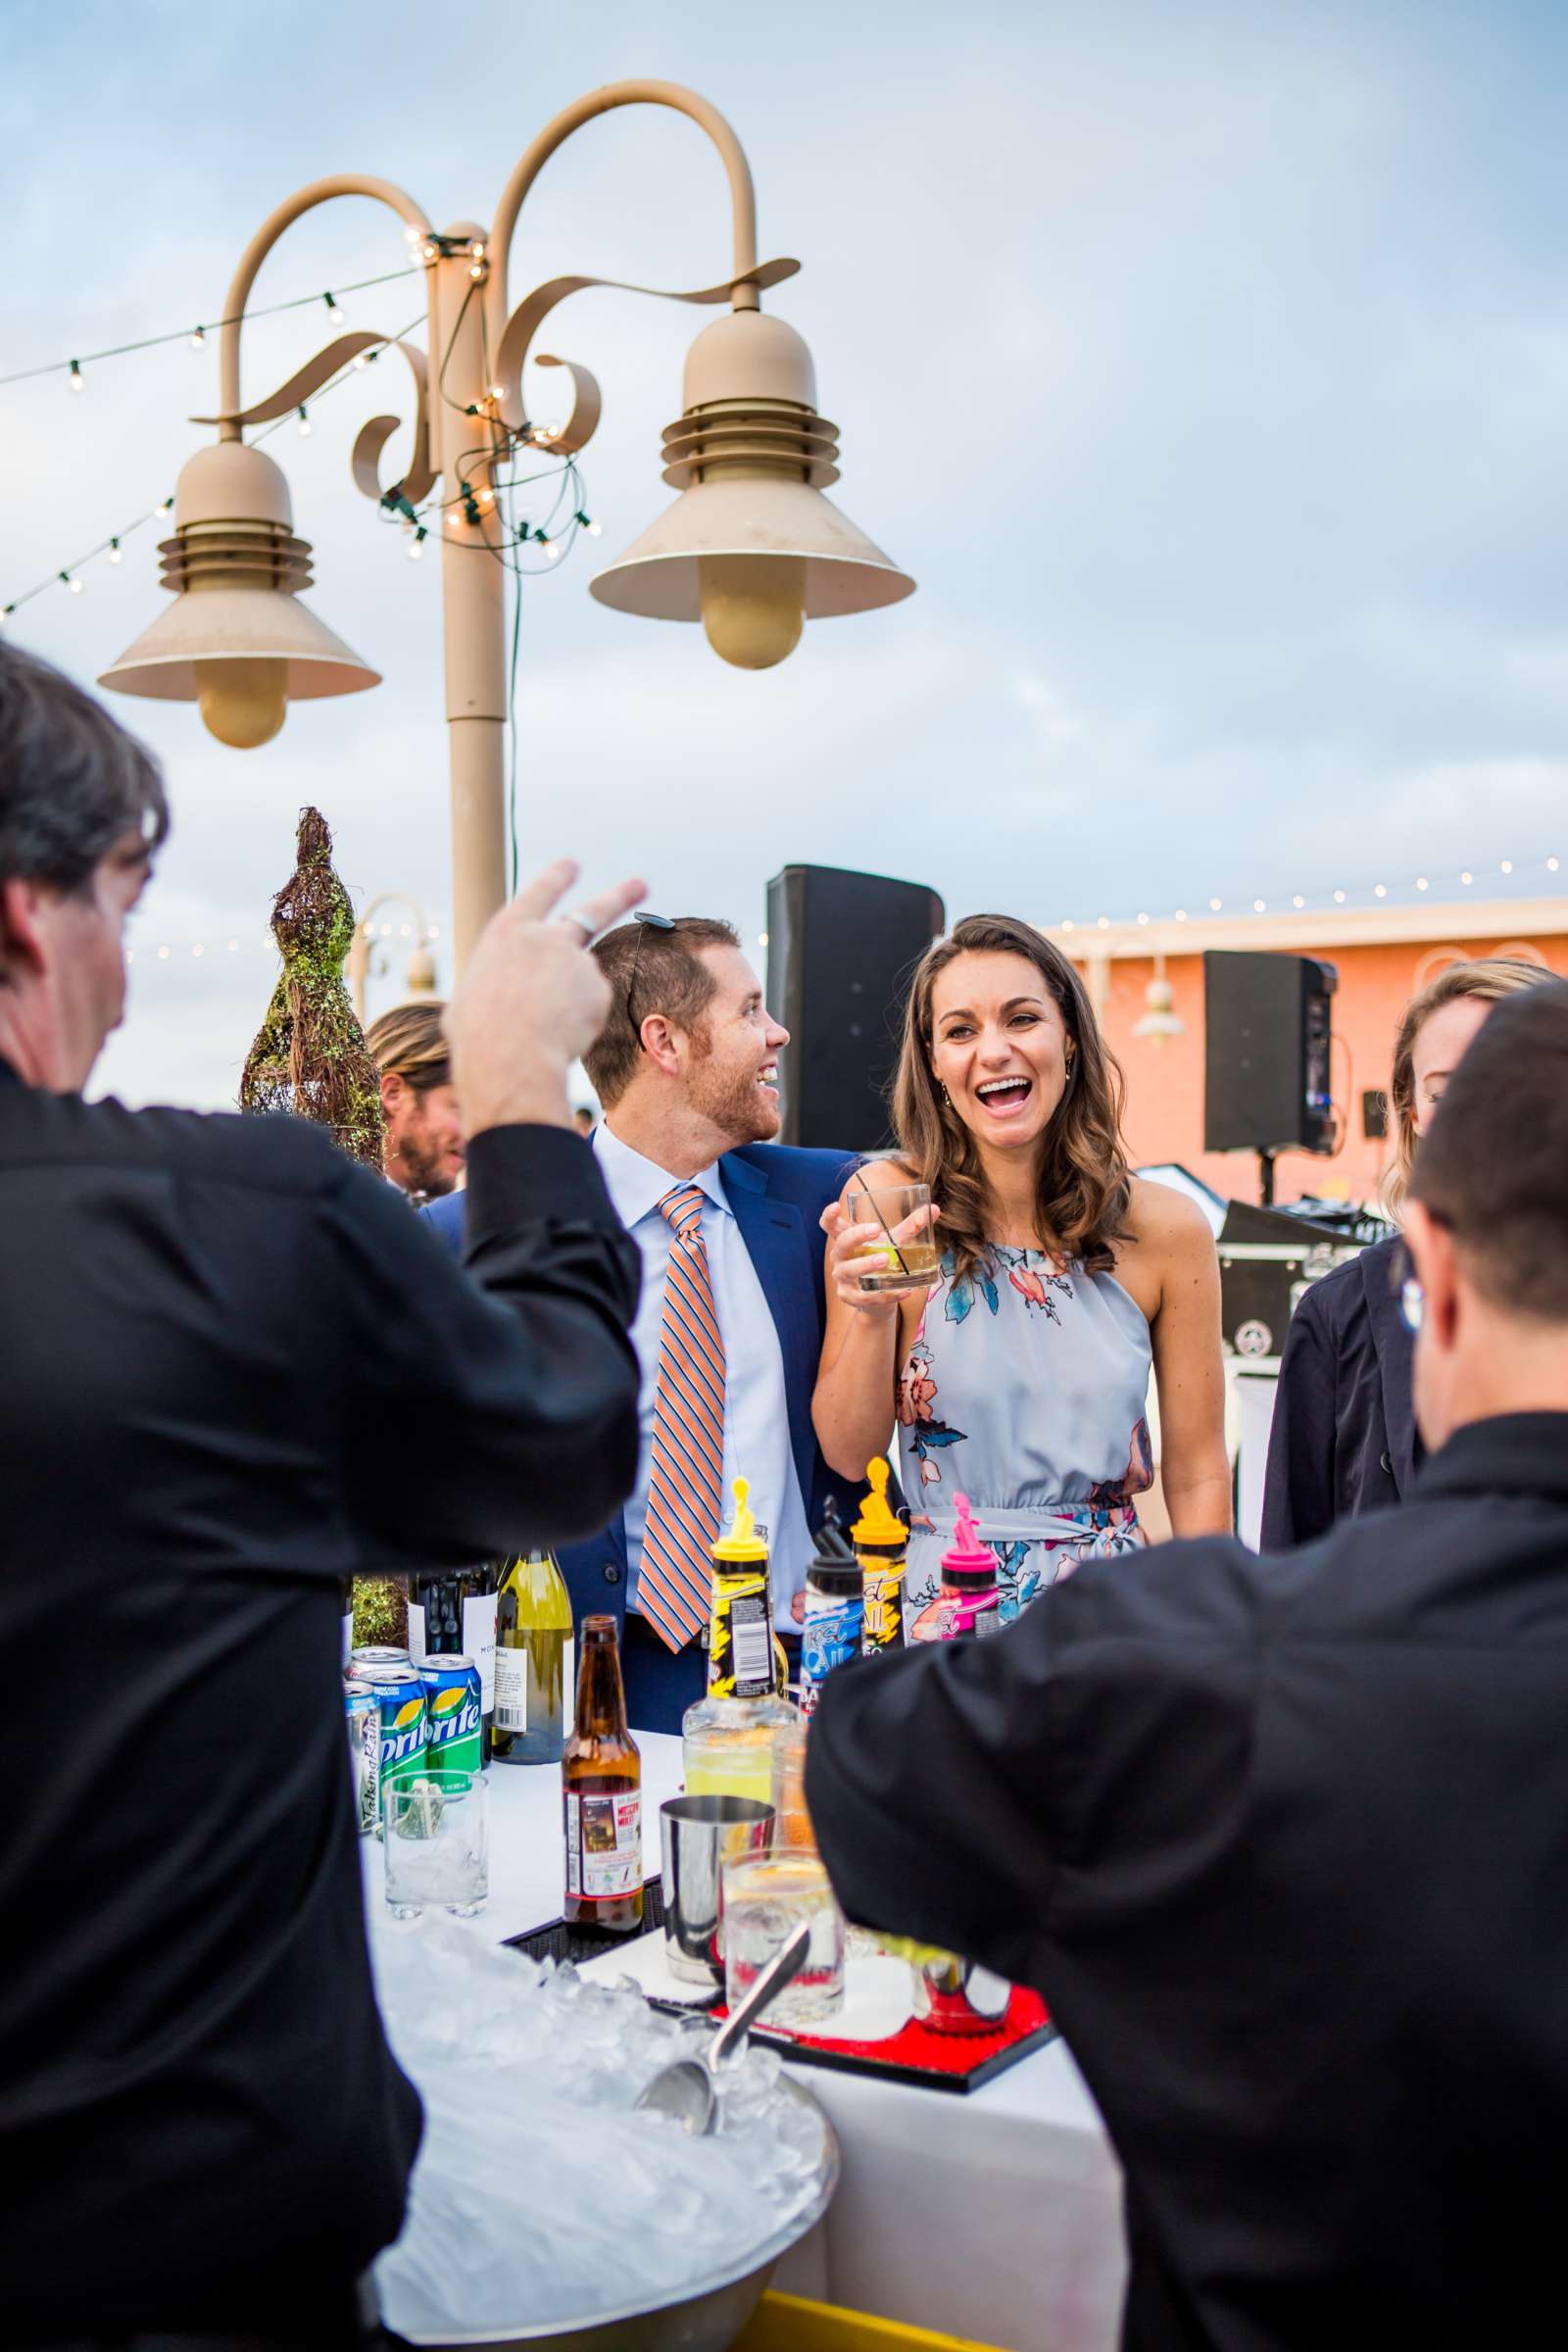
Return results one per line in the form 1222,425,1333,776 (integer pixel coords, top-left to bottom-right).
5,0,1567,1107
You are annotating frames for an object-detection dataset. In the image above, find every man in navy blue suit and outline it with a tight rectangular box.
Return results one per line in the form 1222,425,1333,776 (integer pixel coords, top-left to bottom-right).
427,914,854,1732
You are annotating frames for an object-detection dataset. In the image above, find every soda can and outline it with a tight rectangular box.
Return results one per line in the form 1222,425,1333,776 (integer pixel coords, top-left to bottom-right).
420,1654,484,1778
344,1679,381,1838
350,1644,411,1676
362,1664,428,1814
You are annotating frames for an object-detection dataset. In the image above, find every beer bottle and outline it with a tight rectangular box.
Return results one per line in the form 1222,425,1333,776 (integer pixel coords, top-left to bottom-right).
493,1549,573,1767
563,1615,643,1936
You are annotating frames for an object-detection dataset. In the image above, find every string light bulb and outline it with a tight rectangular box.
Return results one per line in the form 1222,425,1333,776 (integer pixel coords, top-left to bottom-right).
408,526,427,561
1549,858,1561,873
1416,877,1429,890
1174,909,1188,922
190,326,206,349
1460,870,1474,886
421,241,439,263
1500,858,1513,874
108,538,122,564
353,351,368,369
297,406,312,436
1373,883,1388,899
1293,894,1305,908
69,360,84,393
323,292,342,318
1252,898,1266,912
1333,889,1347,904
542,538,561,562
1209,898,1223,912
62,570,82,595
469,241,485,259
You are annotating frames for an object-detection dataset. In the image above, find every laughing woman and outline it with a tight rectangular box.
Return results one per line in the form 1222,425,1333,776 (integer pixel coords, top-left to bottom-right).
813,913,1231,1628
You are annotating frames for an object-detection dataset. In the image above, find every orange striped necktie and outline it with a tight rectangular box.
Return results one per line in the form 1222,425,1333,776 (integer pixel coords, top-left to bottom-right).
638,1183,727,1652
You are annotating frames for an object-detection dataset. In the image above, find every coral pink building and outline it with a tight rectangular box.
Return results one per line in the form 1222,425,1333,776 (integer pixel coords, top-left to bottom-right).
1058,897,1568,1209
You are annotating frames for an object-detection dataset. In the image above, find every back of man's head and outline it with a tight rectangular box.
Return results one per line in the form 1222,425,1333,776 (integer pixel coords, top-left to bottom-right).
1410,978,1568,1328
584,916,739,1108
0,647,169,905
364,1001,451,1094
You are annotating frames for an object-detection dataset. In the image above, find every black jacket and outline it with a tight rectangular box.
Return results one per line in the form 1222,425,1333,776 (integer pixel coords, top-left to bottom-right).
1259,1235,1419,1546
0,1060,640,2334
809,1413,1568,2351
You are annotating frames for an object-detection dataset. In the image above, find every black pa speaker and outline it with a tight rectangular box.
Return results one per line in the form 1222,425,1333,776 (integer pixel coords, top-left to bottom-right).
765,865,945,1151
1202,951,1339,1156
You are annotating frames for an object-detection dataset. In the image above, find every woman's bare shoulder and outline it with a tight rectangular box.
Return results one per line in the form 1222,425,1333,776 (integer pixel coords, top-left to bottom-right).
1123,1174,1217,1258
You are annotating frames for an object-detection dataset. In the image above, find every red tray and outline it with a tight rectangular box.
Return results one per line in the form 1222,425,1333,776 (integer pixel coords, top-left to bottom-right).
506,1885,1056,2093
661,1984,1056,2094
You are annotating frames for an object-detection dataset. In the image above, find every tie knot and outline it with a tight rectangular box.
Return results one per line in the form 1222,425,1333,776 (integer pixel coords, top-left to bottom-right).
659,1184,707,1243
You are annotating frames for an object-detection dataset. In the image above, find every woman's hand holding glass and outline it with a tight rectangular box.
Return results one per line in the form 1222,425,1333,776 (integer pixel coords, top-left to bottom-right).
821,1192,942,1315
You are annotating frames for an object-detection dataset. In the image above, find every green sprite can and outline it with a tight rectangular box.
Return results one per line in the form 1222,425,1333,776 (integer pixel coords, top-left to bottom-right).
419,1654,484,1779
362,1665,429,1818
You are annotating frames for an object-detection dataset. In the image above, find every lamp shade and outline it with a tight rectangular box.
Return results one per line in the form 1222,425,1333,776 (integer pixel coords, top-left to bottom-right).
99,443,378,735
589,473,914,622
589,310,913,659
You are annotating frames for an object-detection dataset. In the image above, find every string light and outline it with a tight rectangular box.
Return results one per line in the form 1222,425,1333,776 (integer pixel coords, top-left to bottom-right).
1292,894,1305,907
1461,870,1474,886
1136,910,1150,924
408,526,427,561
1252,898,1266,912
1550,858,1561,873
1416,876,1429,890
297,406,312,436
1373,883,1388,898
158,497,174,518
1334,890,1347,904
61,570,81,595
1,264,420,393
323,293,342,318
1209,898,1223,911
1174,908,1188,921
108,538,122,564
1500,858,1513,874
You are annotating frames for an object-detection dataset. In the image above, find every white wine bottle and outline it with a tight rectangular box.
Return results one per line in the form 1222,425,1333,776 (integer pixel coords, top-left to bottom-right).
493,1549,574,1766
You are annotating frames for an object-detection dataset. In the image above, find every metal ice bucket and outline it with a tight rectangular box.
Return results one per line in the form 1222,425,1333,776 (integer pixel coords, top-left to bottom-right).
393,2078,838,2352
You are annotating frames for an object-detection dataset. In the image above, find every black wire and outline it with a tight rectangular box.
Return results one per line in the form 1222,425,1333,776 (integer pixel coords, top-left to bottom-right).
0,265,424,389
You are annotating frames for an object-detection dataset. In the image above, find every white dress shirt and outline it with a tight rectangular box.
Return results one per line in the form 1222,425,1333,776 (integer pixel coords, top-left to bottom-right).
595,1120,813,1627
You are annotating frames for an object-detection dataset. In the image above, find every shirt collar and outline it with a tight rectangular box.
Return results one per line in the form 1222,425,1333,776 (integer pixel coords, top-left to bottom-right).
596,1119,729,1231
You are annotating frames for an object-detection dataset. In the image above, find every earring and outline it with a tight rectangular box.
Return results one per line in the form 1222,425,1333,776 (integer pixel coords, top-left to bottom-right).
940,1082,952,1105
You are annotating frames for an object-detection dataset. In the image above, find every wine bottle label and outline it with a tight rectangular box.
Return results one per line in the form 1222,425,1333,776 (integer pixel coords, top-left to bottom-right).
564,1788,641,1900
462,1591,498,1710
406,1602,426,1664
495,1644,527,1733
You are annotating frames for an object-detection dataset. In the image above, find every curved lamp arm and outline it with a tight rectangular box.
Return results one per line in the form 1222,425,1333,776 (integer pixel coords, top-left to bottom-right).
217,174,433,439
486,78,761,361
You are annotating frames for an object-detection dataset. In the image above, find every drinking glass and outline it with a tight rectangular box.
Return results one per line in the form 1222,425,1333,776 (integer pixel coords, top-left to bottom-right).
845,1180,938,1295
722,1847,845,2026
384,1769,488,1919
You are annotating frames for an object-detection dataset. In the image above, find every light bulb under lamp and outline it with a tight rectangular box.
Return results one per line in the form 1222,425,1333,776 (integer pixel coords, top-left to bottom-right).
698,554,806,670
196,658,288,750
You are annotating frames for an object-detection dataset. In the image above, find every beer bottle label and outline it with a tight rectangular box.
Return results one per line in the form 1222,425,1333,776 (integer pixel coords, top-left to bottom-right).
564,1789,642,1900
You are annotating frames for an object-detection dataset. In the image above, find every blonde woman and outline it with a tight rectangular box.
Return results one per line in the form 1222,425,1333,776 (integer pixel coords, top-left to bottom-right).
1260,956,1551,1544
813,913,1231,1627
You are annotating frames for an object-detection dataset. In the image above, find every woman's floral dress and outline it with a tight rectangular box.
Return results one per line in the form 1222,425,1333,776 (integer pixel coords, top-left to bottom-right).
896,1244,1154,1630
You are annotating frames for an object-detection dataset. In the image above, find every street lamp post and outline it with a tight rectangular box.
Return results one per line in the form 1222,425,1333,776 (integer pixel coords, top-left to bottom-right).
100,79,914,971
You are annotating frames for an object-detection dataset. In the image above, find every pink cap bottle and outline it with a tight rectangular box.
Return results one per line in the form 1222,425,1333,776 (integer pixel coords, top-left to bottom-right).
938,1494,1002,1639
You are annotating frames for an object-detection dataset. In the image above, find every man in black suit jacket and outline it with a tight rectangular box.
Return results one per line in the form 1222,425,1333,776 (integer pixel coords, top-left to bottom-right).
0,649,644,2346
808,981,1568,2351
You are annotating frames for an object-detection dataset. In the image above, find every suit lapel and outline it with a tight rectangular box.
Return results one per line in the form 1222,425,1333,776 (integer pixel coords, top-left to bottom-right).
721,1153,817,1508
1361,1244,1418,1494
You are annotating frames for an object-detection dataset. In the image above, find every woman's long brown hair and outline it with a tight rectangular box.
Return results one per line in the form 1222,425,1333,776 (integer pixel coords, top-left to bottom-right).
890,913,1133,1278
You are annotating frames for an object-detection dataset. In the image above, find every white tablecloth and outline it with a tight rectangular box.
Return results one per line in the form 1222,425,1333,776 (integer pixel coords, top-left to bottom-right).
364,1734,1126,2352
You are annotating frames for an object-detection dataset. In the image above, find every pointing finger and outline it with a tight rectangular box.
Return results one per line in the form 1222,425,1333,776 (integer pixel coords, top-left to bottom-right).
561,874,649,944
